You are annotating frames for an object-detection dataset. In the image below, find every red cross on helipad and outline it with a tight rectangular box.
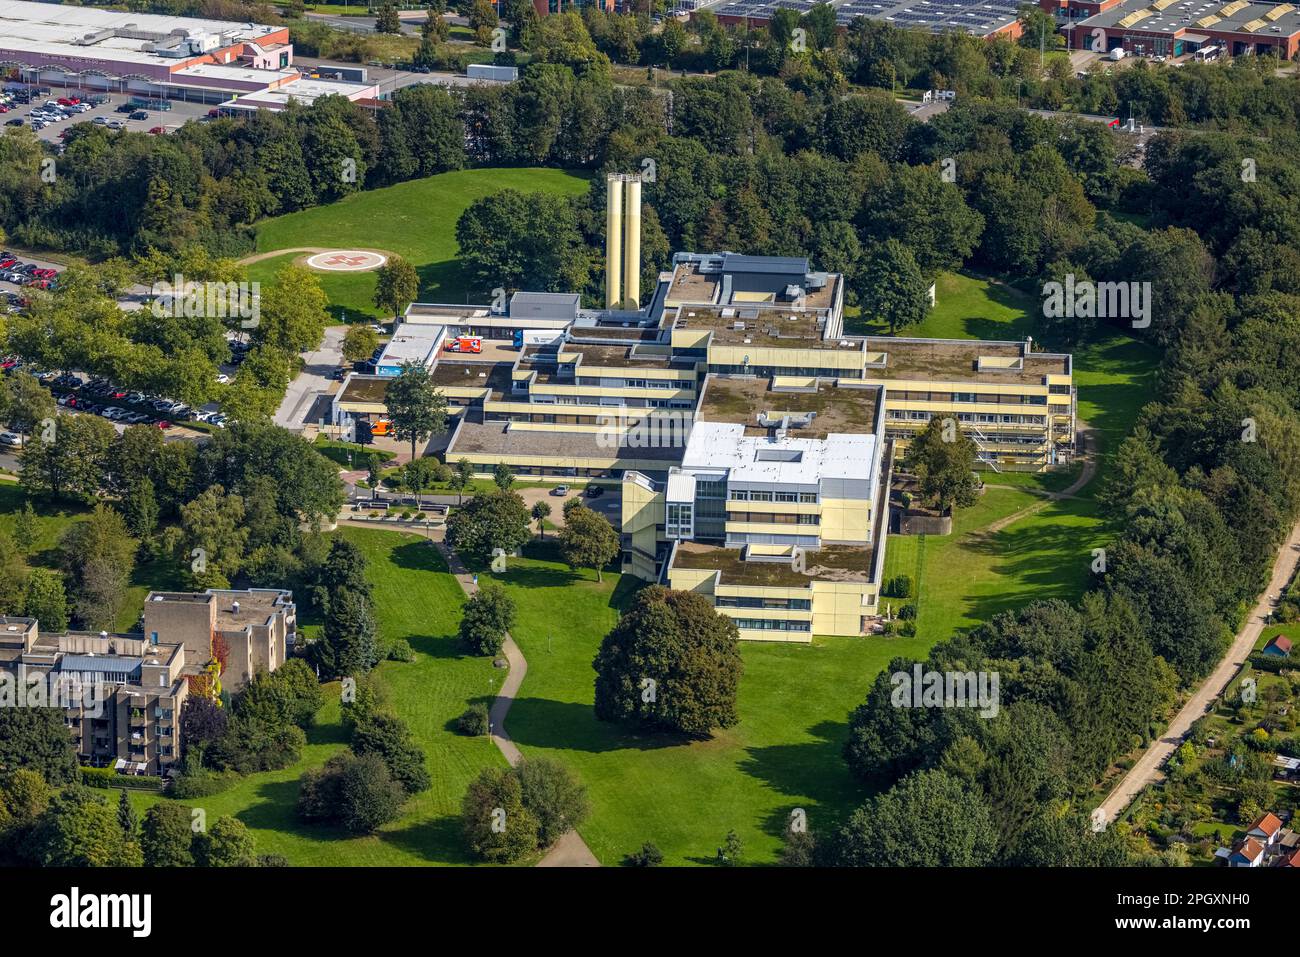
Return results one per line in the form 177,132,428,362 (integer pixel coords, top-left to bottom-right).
324,254,370,267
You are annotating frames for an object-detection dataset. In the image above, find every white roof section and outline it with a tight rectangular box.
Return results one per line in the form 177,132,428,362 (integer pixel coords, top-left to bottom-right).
379,325,444,367
682,421,876,489
221,78,375,108
665,472,697,503
175,63,295,84
0,0,282,45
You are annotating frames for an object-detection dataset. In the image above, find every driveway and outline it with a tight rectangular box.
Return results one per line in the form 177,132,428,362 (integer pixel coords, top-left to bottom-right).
275,326,345,431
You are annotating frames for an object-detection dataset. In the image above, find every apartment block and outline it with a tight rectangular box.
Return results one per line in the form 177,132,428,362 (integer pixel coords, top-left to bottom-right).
0,617,188,775
142,588,296,693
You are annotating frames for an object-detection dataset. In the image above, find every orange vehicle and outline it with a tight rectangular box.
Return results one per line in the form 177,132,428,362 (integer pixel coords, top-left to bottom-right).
445,335,483,354
371,419,394,437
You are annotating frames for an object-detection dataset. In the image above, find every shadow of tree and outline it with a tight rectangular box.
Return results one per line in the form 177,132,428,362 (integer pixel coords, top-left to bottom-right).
507,696,696,753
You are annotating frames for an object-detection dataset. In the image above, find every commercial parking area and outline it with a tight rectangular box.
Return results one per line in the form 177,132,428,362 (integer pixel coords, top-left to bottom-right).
1,83,214,144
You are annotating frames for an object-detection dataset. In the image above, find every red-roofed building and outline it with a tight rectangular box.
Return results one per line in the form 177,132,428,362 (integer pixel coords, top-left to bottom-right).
1262,635,1292,657
1247,813,1284,846
1229,838,1266,867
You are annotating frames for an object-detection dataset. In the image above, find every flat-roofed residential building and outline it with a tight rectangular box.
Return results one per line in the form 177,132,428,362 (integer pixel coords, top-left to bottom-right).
142,588,296,693
0,619,188,775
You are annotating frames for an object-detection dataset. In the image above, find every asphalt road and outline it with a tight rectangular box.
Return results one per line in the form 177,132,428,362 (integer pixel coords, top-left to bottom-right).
275,325,346,431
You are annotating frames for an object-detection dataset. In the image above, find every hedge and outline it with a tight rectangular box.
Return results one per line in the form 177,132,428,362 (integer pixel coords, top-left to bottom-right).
81,766,164,791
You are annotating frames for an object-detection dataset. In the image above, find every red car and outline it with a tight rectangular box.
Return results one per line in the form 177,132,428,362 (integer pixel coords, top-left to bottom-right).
148,126,165,135
56,96,79,106
0,259,17,269
32,268,57,279
25,279,52,290
154,420,171,430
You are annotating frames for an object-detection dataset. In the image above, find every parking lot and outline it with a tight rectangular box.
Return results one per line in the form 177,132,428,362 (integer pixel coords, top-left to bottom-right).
2,84,215,144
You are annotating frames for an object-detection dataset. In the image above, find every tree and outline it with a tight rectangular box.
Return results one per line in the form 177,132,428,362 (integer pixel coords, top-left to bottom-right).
592,586,744,737
4,372,55,440
342,324,380,364
461,766,540,863
516,757,590,847
299,752,407,834
0,770,52,865
21,412,115,502
375,0,402,34
455,189,590,294
857,240,929,333
445,489,531,566
178,484,248,587
492,462,515,491
716,828,744,866
834,769,997,867
350,711,432,795
256,265,330,354
384,361,448,462
315,587,380,679
449,458,474,505
58,505,136,630
0,708,80,785
558,504,619,582
373,256,420,323
531,500,551,539
33,788,141,867
141,804,194,867
904,416,981,513
12,502,37,555
23,569,68,633
422,5,451,43
194,815,256,867
180,696,228,760
458,582,516,656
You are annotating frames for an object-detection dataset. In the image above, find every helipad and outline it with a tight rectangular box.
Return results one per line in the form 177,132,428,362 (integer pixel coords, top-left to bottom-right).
305,250,388,272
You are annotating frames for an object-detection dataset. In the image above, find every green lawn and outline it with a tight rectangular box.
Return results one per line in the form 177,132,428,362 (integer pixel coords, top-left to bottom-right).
132,527,508,865
492,547,924,865
248,168,591,320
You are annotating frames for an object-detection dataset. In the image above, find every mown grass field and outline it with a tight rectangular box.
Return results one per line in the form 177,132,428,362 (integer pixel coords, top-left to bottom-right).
131,527,508,865
493,548,927,866
247,168,590,320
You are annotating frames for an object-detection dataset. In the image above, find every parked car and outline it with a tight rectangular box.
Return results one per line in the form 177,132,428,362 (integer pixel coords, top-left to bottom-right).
550,485,570,496
0,431,23,448
148,126,165,135
584,483,604,498
129,110,148,120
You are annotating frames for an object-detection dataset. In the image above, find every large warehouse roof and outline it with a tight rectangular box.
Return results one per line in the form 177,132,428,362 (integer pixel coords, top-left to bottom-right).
1082,0,1300,33
709,0,1023,36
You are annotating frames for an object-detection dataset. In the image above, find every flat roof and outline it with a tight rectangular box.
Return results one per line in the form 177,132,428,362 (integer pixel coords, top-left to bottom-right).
336,374,390,405
698,375,882,438
672,541,878,586
709,0,1021,36
861,338,1070,383
0,0,283,67
683,421,876,487
450,418,684,461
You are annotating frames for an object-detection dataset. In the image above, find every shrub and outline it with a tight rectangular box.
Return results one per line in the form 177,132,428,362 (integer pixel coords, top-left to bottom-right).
516,757,590,847
622,841,664,867
385,638,416,662
167,768,241,799
457,703,490,736
81,766,164,791
897,604,917,620
886,575,913,599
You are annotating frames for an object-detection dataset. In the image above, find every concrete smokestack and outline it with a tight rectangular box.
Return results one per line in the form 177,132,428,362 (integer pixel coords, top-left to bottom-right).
605,174,623,310
623,176,641,311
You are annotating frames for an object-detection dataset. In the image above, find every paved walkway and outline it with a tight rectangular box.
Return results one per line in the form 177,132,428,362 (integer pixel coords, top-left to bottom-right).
435,541,600,867
1097,518,1300,826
